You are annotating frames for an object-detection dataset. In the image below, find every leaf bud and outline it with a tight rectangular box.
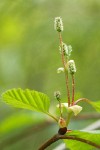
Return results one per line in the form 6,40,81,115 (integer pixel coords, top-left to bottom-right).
58,117,66,128
68,105,82,116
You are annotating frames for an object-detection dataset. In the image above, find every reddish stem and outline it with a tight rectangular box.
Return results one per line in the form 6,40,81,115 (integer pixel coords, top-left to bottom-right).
66,75,70,106
72,74,75,105
58,32,70,106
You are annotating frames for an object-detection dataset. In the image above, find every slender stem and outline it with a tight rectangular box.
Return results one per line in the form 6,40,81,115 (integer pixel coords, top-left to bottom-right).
72,74,75,105
58,32,70,106
38,133,100,150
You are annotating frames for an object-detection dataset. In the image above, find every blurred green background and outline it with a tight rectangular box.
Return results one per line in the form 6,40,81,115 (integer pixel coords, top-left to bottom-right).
0,0,100,149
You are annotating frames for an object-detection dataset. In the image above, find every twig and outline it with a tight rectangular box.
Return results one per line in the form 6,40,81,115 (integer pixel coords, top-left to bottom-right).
38,133,100,150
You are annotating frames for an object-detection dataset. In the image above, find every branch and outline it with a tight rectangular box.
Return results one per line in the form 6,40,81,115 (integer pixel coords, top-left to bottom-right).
38,133,100,150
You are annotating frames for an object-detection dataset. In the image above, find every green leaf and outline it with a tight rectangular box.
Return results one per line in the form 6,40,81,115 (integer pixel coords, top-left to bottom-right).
2,88,58,121
2,88,50,114
64,130,100,150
